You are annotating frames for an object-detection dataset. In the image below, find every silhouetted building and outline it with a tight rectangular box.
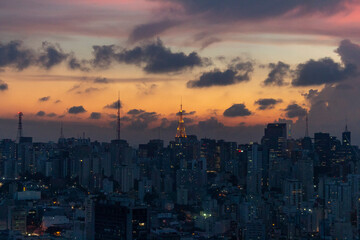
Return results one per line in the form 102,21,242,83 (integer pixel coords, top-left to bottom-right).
262,123,287,158
343,125,351,147
16,137,33,176
314,132,331,167
94,198,148,240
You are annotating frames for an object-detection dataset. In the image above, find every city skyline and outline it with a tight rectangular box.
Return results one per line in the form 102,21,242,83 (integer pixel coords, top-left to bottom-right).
1,0,360,144
0,116,357,239
0,103,353,147
2,1,360,239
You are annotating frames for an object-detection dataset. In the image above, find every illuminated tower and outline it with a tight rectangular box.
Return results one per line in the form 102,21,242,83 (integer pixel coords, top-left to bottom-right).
175,102,187,138
16,112,23,142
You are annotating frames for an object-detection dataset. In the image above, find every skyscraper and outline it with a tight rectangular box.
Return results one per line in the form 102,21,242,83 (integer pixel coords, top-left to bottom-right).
246,143,263,196
314,132,331,167
261,123,287,158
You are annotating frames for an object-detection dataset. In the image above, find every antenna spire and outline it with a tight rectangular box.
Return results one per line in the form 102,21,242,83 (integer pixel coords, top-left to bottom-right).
345,117,348,132
117,91,121,140
181,96,182,111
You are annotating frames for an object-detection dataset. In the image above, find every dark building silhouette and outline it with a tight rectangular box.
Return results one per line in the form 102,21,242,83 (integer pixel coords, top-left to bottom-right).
261,123,287,158
94,199,148,240
342,125,351,147
314,132,331,167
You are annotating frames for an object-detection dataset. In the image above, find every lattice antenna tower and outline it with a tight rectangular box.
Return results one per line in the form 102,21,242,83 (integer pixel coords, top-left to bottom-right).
175,97,187,138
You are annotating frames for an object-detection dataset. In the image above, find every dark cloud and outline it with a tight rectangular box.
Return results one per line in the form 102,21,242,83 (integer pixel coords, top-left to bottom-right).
129,20,179,43
108,113,117,119
120,116,131,121
1,39,205,74
183,117,195,124
68,106,86,114
84,87,100,93
92,39,205,73
38,96,50,102
336,39,360,67
0,80,8,91
136,83,157,95
68,57,89,71
302,79,360,141
187,61,253,88
0,40,88,72
37,42,68,69
292,58,356,86
92,45,115,69
36,111,45,117
47,113,57,117
128,109,145,115
194,33,222,50
94,77,109,84
223,104,252,117
185,117,265,144
89,112,101,120
74,87,103,95
284,104,307,118
263,61,290,86
197,117,225,129
54,100,61,104
201,38,221,49
131,1,353,43
163,0,353,22
302,89,319,100
123,109,159,130
176,110,196,116
335,83,352,90
0,41,34,70
255,98,282,110
104,100,122,109
67,84,81,92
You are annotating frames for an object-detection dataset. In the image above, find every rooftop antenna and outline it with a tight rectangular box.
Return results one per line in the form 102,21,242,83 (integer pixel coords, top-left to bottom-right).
345,117,348,132
181,96,182,112
117,91,121,140
16,112,23,142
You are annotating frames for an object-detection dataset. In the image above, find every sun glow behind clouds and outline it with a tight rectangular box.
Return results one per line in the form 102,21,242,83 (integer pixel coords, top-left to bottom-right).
1,0,360,143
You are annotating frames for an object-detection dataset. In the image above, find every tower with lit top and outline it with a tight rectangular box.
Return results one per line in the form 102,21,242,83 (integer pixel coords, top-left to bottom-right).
175,102,187,139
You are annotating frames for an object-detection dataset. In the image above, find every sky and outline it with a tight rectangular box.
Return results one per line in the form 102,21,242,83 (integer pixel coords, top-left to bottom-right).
1,0,360,146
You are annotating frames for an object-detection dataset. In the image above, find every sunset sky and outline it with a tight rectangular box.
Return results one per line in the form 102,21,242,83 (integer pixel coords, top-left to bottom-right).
1,0,360,145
